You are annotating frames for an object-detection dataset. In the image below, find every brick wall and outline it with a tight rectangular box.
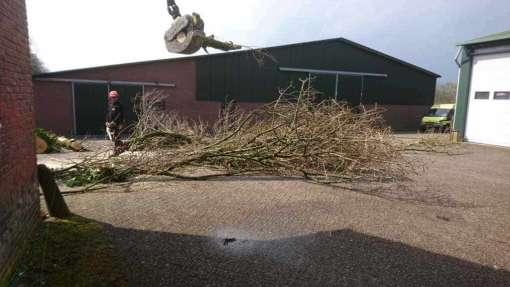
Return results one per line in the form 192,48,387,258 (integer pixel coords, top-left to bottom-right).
33,81,74,135
0,0,40,284
34,60,231,134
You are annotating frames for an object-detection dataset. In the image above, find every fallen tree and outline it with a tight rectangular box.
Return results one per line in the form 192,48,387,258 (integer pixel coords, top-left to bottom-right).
35,128,86,154
56,79,414,187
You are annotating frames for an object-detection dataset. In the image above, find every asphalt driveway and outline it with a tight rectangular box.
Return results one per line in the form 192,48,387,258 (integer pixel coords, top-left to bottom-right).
51,143,510,286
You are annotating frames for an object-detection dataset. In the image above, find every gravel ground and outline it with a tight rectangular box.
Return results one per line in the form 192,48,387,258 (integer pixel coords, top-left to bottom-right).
40,141,510,286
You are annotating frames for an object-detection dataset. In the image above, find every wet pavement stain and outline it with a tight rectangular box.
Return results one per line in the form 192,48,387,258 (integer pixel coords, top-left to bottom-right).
223,238,237,246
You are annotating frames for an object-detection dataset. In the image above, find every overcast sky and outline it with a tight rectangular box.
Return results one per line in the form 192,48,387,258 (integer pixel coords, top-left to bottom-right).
26,0,510,82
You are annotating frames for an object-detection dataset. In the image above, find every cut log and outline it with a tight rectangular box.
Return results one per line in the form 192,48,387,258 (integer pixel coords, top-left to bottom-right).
38,164,71,218
36,136,48,154
56,136,84,152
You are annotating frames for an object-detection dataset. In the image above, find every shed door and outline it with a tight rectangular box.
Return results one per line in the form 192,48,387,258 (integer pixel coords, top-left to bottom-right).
108,84,142,131
74,83,108,135
465,52,510,147
74,83,142,136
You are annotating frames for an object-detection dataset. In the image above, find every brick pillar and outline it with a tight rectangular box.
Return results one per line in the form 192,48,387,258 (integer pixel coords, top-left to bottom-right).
0,0,40,284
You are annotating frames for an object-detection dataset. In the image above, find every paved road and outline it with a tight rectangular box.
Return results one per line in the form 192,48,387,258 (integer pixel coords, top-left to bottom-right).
60,144,510,286
37,140,112,169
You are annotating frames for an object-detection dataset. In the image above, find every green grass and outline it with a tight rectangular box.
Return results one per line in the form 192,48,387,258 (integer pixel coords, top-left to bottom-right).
10,215,127,287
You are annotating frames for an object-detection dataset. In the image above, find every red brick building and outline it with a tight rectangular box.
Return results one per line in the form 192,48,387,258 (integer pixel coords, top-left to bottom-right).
33,38,440,136
0,0,40,284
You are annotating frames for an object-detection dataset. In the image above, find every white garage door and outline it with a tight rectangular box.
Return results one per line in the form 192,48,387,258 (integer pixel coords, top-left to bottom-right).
465,52,510,147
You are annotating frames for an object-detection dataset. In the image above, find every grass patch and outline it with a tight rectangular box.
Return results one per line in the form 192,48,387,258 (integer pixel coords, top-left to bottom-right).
10,215,127,287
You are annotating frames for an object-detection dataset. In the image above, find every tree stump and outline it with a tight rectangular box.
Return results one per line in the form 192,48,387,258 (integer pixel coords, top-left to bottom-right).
37,164,71,218
35,136,48,154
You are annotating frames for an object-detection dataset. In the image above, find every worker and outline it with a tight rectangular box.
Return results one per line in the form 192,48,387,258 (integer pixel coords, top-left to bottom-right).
105,90,124,143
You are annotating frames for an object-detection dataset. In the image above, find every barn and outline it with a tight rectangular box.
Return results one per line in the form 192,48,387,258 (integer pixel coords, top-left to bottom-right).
33,37,440,136
454,29,510,147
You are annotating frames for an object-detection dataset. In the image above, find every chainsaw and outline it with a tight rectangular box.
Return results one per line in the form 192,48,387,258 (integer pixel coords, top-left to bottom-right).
164,0,242,54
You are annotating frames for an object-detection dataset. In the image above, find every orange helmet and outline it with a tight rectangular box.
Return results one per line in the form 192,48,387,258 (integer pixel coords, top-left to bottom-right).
108,90,120,100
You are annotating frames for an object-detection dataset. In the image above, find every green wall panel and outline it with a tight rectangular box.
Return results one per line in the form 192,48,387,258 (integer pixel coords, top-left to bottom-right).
196,39,438,106
452,48,472,137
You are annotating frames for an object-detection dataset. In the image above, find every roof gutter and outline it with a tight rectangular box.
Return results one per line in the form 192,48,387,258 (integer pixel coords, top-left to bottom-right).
471,45,510,56
33,77,176,87
279,67,388,78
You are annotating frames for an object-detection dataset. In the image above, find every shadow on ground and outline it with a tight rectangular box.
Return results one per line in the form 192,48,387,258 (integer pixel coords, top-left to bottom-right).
102,224,510,287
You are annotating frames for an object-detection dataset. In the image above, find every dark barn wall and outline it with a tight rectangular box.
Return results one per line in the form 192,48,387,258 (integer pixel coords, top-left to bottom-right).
196,39,437,106
195,39,438,129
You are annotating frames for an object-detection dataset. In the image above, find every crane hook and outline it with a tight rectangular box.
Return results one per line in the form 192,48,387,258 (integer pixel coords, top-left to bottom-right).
167,0,181,19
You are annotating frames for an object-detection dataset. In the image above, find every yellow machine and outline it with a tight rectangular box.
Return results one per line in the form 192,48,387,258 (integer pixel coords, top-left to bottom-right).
420,104,455,132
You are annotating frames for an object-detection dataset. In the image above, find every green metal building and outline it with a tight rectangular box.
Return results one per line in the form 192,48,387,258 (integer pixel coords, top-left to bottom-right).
454,29,510,147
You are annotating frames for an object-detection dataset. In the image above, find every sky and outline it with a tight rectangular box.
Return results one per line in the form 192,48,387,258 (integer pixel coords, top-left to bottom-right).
26,0,510,83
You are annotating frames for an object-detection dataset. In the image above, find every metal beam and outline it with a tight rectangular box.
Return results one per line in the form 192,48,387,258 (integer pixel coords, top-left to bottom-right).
71,82,77,136
279,67,388,78
33,77,176,87
360,76,365,104
334,74,339,100
472,45,510,56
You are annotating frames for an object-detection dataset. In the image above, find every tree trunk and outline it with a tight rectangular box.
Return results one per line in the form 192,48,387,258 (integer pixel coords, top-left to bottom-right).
38,164,71,218
35,136,48,154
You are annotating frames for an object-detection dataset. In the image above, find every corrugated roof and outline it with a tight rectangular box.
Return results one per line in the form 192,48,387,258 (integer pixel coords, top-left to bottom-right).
459,29,510,46
35,37,440,78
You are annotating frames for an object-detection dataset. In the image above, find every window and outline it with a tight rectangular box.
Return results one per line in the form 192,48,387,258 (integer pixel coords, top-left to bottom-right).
494,91,510,100
427,108,450,117
474,91,490,99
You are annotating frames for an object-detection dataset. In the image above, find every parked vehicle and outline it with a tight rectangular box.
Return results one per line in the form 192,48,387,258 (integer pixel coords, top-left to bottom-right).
420,104,455,132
